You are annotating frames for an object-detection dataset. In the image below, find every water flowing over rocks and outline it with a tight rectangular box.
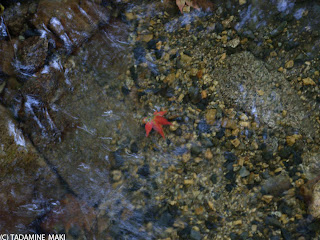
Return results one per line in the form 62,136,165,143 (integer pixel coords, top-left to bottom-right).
31,0,110,53
212,51,317,139
0,104,65,232
1,0,320,238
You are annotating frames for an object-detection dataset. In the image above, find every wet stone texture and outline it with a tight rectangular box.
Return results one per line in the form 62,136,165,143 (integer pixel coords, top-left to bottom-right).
0,40,15,76
21,22,138,206
16,36,48,74
212,51,317,139
0,105,65,232
31,0,110,53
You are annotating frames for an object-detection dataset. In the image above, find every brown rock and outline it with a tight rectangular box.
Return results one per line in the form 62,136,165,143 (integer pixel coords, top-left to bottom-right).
261,172,292,196
204,149,213,160
31,0,110,52
16,36,48,74
180,53,192,66
164,73,176,85
0,105,65,232
221,118,237,130
0,40,15,75
41,194,96,235
205,109,216,125
231,138,240,147
3,3,30,36
302,77,316,86
285,60,294,69
286,134,301,146
139,33,153,42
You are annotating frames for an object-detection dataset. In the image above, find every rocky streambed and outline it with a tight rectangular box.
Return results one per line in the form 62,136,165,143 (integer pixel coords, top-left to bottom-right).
1,0,320,239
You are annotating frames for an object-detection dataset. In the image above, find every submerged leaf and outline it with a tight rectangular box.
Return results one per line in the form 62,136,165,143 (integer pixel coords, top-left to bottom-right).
143,111,172,139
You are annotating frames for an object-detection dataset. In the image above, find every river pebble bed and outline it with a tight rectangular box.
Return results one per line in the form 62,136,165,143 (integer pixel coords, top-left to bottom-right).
1,0,320,239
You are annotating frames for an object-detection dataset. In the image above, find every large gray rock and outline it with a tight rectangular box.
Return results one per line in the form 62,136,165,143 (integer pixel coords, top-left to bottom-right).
211,51,316,138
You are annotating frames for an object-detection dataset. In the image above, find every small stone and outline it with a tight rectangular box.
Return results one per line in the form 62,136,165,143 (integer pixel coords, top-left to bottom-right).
239,121,250,127
195,206,204,215
295,178,304,188
182,153,191,163
252,225,257,232
180,53,192,66
221,119,237,130
201,90,207,99
140,34,153,42
220,52,227,61
302,77,316,86
265,216,282,228
190,229,201,240
232,128,240,136
239,114,248,121
204,149,213,160
286,134,301,146
156,41,162,50
261,195,273,203
221,35,228,44
169,121,179,131
210,174,217,184
285,60,294,69
257,90,264,96
190,68,198,76
270,51,277,57
282,110,287,117
240,38,248,45
164,73,175,84
239,166,250,177
191,145,202,156
184,179,194,185
233,220,242,225
222,16,234,28
261,173,292,196
205,109,217,125
231,138,240,148
207,200,215,211
227,38,240,48
125,12,136,20
111,170,122,182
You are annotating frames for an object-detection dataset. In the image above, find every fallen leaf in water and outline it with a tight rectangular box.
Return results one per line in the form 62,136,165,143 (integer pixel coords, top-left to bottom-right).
143,111,172,139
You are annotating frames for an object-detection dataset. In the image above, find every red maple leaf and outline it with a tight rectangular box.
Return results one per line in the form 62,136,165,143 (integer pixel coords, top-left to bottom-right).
143,111,172,139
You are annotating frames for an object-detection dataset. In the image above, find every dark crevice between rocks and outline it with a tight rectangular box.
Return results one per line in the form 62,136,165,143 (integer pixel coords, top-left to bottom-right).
27,135,77,198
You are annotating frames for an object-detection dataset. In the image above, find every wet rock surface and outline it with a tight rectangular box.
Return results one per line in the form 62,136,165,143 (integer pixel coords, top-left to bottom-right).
16,36,48,74
0,40,15,76
212,51,317,139
31,0,110,52
0,104,65,232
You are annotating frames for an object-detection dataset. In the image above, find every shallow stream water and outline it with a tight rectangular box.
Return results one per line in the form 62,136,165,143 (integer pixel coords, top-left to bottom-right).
1,0,320,239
